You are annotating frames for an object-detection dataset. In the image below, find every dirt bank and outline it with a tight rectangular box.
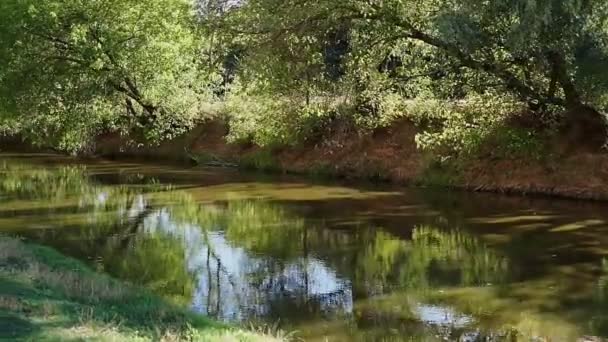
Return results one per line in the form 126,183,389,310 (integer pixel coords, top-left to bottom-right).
95,119,608,201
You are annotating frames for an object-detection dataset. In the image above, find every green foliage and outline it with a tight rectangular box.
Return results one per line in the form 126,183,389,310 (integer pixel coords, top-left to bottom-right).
0,0,214,153
238,150,280,172
485,127,548,160
416,158,463,187
225,93,299,146
3,0,608,159
217,200,308,259
207,0,608,156
413,94,526,157
0,237,270,341
224,81,347,147
6,154,608,340
350,224,509,293
307,162,337,179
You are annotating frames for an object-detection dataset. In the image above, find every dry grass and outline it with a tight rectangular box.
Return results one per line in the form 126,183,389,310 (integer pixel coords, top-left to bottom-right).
0,296,24,311
38,318,289,342
26,262,129,301
0,237,129,302
50,324,286,342
0,237,290,341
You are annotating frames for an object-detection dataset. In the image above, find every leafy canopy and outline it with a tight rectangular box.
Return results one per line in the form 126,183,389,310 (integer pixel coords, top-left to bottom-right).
210,0,608,110
0,0,207,152
202,0,608,148
2,0,608,152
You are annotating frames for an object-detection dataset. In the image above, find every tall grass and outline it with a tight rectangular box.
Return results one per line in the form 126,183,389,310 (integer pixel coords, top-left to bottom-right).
0,237,287,341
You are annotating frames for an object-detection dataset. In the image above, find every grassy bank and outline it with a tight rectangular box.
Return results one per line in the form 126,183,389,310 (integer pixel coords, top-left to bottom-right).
95,118,608,202
0,237,281,342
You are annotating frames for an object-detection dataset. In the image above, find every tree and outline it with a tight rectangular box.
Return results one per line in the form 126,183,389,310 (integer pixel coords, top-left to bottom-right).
0,0,207,152
213,0,608,116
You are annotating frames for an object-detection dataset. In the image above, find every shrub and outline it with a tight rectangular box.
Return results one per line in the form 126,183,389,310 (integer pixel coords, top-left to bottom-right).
411,94,527,157
239,150,280,172
225,90,351,148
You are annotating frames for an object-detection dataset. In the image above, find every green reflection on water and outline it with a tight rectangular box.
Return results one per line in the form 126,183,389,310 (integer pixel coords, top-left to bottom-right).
2,154,608,341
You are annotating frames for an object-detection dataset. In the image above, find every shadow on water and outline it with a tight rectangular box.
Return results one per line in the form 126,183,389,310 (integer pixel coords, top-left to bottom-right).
3,153,608,340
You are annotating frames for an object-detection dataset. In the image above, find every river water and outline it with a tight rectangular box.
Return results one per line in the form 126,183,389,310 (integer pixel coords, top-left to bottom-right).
2,153,608,341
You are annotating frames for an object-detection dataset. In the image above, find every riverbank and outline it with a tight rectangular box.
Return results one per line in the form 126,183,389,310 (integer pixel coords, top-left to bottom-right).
94,118,608,201
0,237,280,341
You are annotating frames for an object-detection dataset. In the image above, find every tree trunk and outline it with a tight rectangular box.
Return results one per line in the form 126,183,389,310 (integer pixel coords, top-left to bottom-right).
546,51,583,110
543,51,607,150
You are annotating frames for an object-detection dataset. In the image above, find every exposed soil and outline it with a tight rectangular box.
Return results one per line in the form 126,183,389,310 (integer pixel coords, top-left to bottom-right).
94,118,608,201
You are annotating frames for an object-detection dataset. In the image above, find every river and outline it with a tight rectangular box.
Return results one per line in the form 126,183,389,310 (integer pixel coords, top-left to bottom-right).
2,153,608,341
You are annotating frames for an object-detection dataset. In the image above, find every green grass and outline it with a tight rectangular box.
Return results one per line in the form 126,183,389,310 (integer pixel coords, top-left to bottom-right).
304,162,337,180
414,156,463,188
238,150,281,173
0,237,283,342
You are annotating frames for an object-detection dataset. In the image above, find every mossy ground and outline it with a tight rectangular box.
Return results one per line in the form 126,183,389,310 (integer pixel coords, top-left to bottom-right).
0,237,281,342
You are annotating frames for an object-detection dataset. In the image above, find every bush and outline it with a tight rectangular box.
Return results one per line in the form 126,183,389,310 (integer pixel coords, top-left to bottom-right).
224,89,348,147
483,126,548,160
222,77,548,165
411,94,527,157
239,150,280,172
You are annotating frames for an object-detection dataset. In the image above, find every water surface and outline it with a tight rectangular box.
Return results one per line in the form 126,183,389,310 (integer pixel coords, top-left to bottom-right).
2,153,608,341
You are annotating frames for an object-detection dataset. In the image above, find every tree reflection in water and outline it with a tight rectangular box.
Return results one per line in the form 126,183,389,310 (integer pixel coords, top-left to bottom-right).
3,156,608,340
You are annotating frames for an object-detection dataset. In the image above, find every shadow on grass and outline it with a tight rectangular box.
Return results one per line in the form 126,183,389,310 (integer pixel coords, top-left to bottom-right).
0,238,224,341
0,312,38,340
